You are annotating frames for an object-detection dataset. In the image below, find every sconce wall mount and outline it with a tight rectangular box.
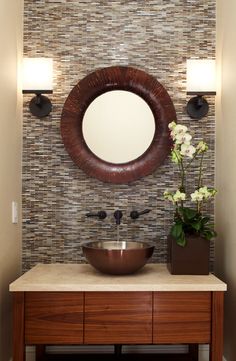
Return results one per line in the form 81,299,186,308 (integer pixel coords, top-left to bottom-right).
23,90,53,118
186,91,216,120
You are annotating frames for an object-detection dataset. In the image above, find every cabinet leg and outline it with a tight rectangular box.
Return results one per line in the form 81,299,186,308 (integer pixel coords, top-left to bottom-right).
210,292,224,361
36,345,46,361
189,344,198,361
13,292,25,361
114,344,122,357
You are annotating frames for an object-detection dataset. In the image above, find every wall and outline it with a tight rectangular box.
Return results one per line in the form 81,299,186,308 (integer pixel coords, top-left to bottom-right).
0,0,23,360
216,1,236,360
23,0,216,271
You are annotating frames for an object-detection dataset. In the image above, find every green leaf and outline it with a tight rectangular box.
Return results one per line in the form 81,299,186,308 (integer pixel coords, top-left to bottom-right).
171,224,183,239
201,216,210,225
171,206,216,245
204,223,215,230
202,229,217,240
191,221,201,231
202,232,212,240
182,208,198,221
176,232,186,247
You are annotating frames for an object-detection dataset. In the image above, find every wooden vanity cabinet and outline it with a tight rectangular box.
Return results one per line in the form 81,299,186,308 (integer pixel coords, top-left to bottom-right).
84,291,152,344
22,291,153,346
13,290,225,361
84,291,212,345
153,291,211,344
11,264,226,361
25,292,84,344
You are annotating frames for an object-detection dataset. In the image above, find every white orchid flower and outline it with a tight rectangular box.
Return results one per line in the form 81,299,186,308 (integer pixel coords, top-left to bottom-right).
164,191,174,203
199,186,211,199
191,190,204,202
168,121,177,131
173,124,188,135
180,143,196,158
164,190,186,203
175,132,192,145
170,124,188,140
173,190,186,202
196,141,208,153
199,186,217,199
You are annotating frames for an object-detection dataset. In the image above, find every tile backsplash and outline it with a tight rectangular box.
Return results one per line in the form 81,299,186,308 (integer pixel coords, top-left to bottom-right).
23,0,216,272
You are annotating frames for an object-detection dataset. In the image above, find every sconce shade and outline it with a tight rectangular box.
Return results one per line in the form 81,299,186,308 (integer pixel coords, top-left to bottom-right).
22,58,53,117
22,58,53,92
186,59,216,95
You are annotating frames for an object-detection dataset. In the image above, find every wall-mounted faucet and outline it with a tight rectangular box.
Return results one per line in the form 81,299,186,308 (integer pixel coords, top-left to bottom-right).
86,209,150,223
114,210,123,225
130,209,151,220
86,211,107,220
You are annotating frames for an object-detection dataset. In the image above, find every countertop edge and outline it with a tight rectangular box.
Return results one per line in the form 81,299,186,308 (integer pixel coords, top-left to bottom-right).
10,285,227,292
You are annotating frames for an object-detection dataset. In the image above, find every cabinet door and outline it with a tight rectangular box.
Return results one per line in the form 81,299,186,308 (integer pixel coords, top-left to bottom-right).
84,292,152,344
25,292,84,344
153,291,211,344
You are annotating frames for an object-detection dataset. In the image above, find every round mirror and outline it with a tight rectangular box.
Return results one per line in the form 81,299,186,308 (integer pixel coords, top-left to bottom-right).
61,66,176,183
82,90,155,164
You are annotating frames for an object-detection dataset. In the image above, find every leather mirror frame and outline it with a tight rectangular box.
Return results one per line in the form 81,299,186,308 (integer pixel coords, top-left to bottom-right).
61,66,176,184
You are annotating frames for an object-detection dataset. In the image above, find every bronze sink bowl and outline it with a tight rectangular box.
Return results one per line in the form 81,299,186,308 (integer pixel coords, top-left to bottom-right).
82,241,155,275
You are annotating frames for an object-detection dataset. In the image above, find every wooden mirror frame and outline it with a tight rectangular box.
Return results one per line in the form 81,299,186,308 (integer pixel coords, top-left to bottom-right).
61,66,176,184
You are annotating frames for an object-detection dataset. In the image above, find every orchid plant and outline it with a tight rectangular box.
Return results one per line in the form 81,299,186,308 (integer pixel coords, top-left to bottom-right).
164,122,217,247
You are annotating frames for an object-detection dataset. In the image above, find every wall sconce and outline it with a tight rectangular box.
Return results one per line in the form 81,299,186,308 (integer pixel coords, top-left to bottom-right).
186,59,216,120
22,58,53,118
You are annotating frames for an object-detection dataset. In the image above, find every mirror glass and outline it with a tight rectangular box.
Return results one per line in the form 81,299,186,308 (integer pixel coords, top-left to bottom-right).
82,90,155,164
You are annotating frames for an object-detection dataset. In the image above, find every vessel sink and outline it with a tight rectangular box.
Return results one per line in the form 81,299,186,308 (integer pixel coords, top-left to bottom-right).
82,241,155,275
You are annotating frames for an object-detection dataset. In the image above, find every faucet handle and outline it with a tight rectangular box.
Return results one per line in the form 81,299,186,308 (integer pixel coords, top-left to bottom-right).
114,210,123,225
130,209,151,220
86,211,107,220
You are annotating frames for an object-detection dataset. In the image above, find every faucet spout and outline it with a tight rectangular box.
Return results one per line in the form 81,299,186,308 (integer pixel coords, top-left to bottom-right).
114,210,123,225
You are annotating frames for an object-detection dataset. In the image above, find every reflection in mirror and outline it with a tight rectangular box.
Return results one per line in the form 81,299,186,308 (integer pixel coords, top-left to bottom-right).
82,90,155,164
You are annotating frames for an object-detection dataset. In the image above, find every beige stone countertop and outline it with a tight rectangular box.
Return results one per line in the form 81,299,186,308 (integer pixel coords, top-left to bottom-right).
9,263,227,292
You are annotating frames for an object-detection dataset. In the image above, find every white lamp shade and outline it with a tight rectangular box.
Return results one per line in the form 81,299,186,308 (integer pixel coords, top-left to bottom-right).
22,58,53,92
186,59,216,94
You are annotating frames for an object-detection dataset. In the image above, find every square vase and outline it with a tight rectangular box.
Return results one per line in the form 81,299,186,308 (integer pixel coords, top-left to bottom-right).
167,234,210,275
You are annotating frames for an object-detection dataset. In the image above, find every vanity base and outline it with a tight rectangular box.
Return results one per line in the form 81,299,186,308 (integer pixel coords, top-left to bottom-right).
13,291,224,361
34,346,198,361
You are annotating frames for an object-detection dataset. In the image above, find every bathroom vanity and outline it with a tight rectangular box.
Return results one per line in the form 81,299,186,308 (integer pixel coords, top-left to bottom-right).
10,264,226,361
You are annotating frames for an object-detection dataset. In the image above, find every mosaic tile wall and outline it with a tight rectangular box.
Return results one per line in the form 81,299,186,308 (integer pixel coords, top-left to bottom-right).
23,0,216,272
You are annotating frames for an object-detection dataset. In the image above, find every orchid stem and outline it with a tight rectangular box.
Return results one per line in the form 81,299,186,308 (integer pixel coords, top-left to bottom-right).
173,149,185,190
198,153,204,189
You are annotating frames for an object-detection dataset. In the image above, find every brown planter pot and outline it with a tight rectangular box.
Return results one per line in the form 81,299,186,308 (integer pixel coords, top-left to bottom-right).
167,234,210,275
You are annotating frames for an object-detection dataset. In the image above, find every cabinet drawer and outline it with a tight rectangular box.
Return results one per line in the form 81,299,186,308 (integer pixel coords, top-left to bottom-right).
25,292,84,344
153,292,211,344
84,292,152,344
